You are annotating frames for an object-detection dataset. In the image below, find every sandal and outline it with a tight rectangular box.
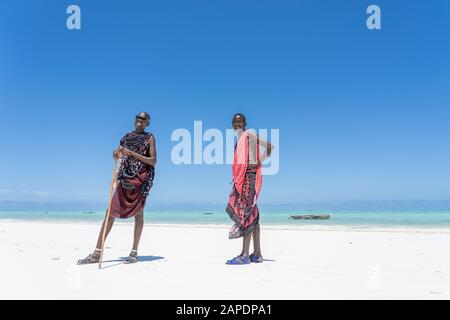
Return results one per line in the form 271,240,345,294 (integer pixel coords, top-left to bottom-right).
249,253,263,263
124,250,139,264
226,255,250,265
77,250,101,265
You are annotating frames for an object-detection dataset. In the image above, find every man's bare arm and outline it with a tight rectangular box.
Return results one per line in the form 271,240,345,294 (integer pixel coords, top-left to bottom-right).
248,131,274,163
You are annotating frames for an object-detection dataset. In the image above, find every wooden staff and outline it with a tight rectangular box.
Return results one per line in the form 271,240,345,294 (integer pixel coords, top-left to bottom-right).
98,159,118,269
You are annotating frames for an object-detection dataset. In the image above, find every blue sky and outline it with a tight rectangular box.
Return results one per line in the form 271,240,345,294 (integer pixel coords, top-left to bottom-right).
1,0,449,209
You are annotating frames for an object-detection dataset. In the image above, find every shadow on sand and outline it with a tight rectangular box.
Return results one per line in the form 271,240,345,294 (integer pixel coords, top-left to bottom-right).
101,255,165,269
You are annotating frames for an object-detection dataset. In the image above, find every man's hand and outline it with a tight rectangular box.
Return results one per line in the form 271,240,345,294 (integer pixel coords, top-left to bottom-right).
119,146,133,157
257,159,262,168
112,149,121,160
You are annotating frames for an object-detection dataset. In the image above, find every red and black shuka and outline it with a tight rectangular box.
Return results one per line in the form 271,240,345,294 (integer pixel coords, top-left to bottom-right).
109,131,155,219
226,131,262,239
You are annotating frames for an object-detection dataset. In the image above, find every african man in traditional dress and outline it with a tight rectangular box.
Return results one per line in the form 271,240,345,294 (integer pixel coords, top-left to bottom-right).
77,112,157,264
225,113,274,265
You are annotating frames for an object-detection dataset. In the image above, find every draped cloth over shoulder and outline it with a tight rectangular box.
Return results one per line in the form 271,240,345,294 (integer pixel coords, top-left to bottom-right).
109,131,155,219
226,131,262,239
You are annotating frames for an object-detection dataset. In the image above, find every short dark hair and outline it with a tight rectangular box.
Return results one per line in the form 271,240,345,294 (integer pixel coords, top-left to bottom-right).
137,111,150,120
232,113,246,123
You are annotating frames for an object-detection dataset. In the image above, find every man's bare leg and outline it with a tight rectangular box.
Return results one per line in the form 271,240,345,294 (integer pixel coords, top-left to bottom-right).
132,212,144,251
125,212,144,263
252,223,262,257
77,215,115,264
240,232,252,257
226,230,252,264
95,215,116,250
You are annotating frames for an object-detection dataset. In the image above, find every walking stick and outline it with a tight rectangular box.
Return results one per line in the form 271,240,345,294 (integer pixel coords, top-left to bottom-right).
98,159,118,269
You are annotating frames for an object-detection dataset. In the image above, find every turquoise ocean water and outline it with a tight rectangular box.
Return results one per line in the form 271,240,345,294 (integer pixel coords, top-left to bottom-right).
1,210,450,228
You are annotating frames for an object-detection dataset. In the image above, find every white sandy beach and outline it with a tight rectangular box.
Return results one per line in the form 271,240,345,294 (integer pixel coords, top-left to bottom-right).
0,221,449,299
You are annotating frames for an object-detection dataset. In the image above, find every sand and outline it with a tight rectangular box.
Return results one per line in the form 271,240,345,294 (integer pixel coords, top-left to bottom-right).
0,221,449,299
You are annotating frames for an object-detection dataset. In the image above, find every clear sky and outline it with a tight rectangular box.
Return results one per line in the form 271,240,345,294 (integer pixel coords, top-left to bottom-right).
1,0,449,209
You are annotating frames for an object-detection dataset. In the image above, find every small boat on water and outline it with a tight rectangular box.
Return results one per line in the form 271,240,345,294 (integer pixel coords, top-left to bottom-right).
82,211,96,214
202,212,214,215
289,214,331,220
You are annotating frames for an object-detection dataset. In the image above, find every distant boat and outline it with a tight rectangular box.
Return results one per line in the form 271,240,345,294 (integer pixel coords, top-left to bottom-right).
82,211,96,214
289,214,331,220
202,212,214,215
